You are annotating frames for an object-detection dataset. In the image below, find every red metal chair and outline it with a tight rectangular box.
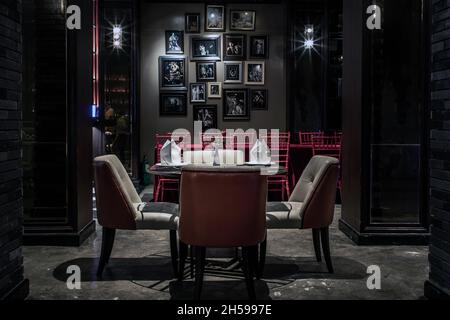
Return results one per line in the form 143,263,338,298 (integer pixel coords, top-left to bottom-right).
261,132,291,201
299,131,323,147
312,134,342,193
153,133,189,202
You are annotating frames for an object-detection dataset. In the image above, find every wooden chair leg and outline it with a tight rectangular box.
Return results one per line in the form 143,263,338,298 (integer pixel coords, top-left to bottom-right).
178,240,188,281
169,230,179,278
97,228,116,277
242,246,256,300
320,227,334,273
312,229,322,262
257,235,267,280
194,247,206,300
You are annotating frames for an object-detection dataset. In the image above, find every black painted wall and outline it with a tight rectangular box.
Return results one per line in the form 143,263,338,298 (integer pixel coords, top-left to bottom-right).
0,0,28,299
425,0,450,299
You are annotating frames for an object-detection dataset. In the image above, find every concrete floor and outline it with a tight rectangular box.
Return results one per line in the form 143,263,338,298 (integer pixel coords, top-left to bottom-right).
23,206,429,300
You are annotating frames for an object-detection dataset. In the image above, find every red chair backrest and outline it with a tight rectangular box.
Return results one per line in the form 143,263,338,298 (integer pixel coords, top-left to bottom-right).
260,132,291,170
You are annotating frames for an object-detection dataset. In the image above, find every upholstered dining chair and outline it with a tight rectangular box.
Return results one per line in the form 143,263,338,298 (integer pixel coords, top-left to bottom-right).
178,166,268,300
263,156,340,276
94,155,179,278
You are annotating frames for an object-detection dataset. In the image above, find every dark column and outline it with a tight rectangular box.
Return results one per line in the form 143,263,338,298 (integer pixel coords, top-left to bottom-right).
22,0,95,246
0,0,29,300
339,0,430,245
425,0,450,300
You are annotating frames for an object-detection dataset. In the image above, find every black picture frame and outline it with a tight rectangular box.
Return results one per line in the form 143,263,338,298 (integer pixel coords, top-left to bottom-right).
165,30,184,54
160,92,187,116
223,61,243,84
190,35,221,61
196,62,217,82
194,105,218,131
205,4,225,32
223,89,250,121
190,83,207,103
230,10,256,31
245,61,265,86
250,89,268,110
159,56,187,91
185,13,200,33
249,35,269,59
223,34,246,61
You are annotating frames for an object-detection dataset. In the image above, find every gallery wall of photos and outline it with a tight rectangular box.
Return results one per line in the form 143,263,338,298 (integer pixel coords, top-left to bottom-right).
158,4,269,131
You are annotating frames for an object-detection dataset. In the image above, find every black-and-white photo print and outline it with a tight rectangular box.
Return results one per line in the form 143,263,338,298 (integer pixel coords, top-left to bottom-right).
205,5,225,31
223,34,246,61
196,62,216,82
250,35,268,59
190,83,206,103
160,93,187,116
208,82,222,99
230,10,256,31
194,105,218,131
159,56,187,90
224,62,243,84
191,36,221,61
245,61,265,85
250,89,268,110
223,89,249,121
185,13,200,33
165,31,184,54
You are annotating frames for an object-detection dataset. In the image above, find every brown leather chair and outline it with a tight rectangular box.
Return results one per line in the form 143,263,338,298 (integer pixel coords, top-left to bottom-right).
264,156,340,274
178,166,267,300
94,155,179,277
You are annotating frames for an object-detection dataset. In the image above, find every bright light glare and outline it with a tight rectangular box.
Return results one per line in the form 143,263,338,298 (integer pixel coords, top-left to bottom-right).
305,39,314,49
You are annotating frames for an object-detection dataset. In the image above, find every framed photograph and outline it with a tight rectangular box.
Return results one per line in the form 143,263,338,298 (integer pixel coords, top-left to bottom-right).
245,61,265,85
160,92,187,116
190,83,207,103
185,13,200,33
205,5,225,32
196,62,217,82
165,31,184,54
230,10,256,31
223,34,246,61
194,105,218,131
223,61,243,84
250,89,268,110
249,35,268,59
190,35,221,61
159,56,187,90
223,89,250,121
208,82,222,99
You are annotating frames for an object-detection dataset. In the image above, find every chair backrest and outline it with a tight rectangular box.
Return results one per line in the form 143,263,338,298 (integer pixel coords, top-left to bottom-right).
183,150,245,166
312,135,341,160
179,167,267,247
299,131,322,147
289,156,340,229
260,132,291,170
94,155,141,230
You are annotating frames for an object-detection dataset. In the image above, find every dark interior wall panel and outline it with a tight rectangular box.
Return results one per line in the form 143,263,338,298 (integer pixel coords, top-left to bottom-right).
0,0,28,300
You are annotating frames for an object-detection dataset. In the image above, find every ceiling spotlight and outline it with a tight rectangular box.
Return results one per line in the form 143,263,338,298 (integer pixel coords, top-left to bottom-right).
112,25,122,48
305,39,314,49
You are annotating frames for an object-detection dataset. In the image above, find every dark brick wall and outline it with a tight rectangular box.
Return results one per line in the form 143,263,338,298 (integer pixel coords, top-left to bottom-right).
0,0,27,299
426,0,450,299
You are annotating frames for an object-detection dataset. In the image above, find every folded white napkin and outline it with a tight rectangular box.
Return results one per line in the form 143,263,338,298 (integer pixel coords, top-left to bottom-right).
160,139,182,165
250,139,271,164
213,143,220,166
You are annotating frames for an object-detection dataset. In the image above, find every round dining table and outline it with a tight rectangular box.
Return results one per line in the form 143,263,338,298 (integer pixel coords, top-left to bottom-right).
149,163,288,178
